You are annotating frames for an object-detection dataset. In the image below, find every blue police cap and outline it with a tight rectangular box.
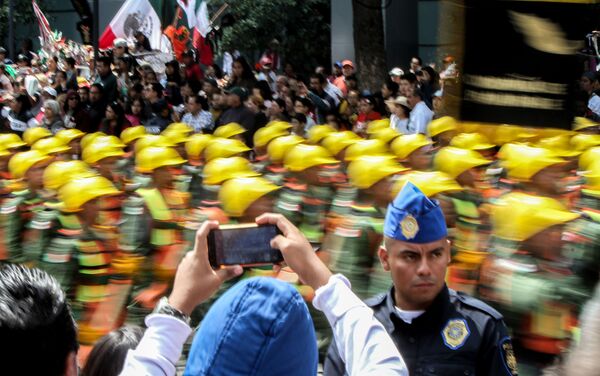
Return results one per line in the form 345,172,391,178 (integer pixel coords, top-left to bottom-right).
384,182,447,243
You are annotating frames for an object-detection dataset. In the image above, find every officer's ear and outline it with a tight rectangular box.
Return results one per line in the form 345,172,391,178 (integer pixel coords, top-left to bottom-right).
378,246,391,271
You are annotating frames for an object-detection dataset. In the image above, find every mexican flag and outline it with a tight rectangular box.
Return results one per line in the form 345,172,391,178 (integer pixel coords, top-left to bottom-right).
177,0,214,66
99,0,164,50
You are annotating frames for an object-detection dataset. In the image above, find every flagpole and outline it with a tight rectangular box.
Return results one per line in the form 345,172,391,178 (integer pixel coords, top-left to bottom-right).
8,0,14,60
93,0,99,65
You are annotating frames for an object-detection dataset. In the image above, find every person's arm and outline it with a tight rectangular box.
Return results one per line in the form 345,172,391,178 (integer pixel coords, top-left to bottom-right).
256,213,407,376
307,90,331,112
477,319,518,376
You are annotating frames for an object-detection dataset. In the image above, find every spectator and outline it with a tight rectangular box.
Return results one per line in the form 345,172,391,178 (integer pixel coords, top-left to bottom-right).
100,101,131,136
389,67,404,84
291,113,307,137
64,57,78,91
406,88,433,134
356,95,382,124
78,86,91,107
145,99,172,134
82,326,144,376
409,55,422,73
53,70,68,96
202,78,220,98
268,98,289,122
63,90,90,131
246,94,268,132
181,95,213,133
275,75,289,99
386,96,411,134
346,74,358,92
116,55,133,98
253,80,274,108
95,56,118,103
377,80,399,115
125,97,147,126
1,93,39,134
164,60,183,106
215,86,255,145
399,73,417,96
42,99,65,134
306,73,336,124
432,90,446,119
226,56,256,92
134,31,152,53
581,72,600,119
0,63,13,93
182,50,203,83
257,56,277,94
87,83,107,132
294,97,316,130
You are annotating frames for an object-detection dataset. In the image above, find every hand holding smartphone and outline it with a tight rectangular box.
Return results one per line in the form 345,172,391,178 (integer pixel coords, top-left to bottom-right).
208,224,283,268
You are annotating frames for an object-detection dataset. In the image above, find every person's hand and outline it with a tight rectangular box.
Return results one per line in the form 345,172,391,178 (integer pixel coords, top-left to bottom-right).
168,220,243,315
256,213,332,290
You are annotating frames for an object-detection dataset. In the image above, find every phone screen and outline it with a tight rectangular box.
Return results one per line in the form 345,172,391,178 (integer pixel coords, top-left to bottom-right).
208,224,283,267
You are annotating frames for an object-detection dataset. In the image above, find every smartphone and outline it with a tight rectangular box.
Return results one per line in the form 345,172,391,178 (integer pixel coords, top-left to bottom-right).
208,224,283,267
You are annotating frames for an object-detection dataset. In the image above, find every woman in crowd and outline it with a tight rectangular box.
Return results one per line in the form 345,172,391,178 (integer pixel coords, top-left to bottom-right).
2,93,38,134
125,97,146,126
101,101,131,135
63,90,90,131
42,99,65,134
226,56,256,92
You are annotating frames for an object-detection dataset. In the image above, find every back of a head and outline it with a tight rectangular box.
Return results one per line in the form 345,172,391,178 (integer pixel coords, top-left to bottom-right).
0,264,78,376
82,326,144,376
184,277,318,376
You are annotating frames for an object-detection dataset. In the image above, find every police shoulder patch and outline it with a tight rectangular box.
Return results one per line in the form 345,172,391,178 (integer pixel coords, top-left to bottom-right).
499,336,518,375
441,318,470,350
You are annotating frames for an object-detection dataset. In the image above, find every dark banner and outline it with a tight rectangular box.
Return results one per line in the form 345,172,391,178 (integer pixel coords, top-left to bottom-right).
71,0,93,44
459,0,598,129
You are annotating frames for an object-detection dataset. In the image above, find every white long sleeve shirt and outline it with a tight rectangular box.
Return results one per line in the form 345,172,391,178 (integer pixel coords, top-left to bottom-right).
407,101,433,134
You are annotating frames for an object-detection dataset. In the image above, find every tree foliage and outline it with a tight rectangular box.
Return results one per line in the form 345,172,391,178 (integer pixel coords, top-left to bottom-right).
211,0,331,77
0,0,47,49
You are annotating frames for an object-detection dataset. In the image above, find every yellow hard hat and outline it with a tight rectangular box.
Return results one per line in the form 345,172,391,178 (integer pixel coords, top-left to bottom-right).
571,134,600,152
366,119,391,134
58,175,120,213
135,146,187,173
450,133,495,151
204,138,250,162
266,120,293,129
219,176,280,217
135,135,175,154
31,137,71,155
433,147,490,179
80,132,106,150
583,161,600,196
573,117,599,131
537,135,580,158
321,131,361,156
501,144,565,181
94,135,126,149
186,134,214,161
0,146,11,159
390,134,433,160
306,124,335,144
392,170,463,198
166,122,193,135
203,157,260,185
120,126,147,145
428,116,458,137
492,192,579,242
493,126,537,146
267,135,304,163
580,146,600,171
82,142,125,165
9,150,52,179
0,133,26,149
253,125,289,148
43,160,96,191
162,129,191,145
55,129,85,145
344,139,389,161
23,127,52,146
284,144,338,172
370,127,401,144
213,122,246,139
348,155,408,189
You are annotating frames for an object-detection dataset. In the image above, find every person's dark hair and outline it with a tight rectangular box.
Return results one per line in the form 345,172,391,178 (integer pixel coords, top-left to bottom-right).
295,96,312,109
91,83,104,96
412,56,423,66
310,73,327,85
273,98,286,111
211,63,224,79
55,70,67,81
118,55,133,69
346,74,357,83
293,113,307,124
0,264,78,376
97,55,113,69
14,93,32,115
63,90,81,112
82,326,144,376
421,66,439,87
166,60,182,85
134,31,152,51
126,97,147,120
188,94,209,111
383,80,399,97
131,82,144,95
233,56,255,81
183,80,202,95
254,80,273,101
65,57,76,69
149,82,164,98
401,73,417,84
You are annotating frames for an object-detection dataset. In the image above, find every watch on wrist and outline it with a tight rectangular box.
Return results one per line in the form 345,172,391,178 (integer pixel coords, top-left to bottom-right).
153,297,191,326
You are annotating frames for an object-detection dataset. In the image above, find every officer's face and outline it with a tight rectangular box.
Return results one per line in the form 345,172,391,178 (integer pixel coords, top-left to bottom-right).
243,194,275,223
25,160,50,190
531,164,566,195
407,146,432,171
379,237,450,310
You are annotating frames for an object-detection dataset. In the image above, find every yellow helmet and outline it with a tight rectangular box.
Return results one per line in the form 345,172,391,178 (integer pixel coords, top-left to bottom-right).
135,146,187,173
219,177,280,217
366,119,391,134
492,192,579,242
0,146,11,159
203,157,260,185
120,126,147,145
390,134,432,160
580,146,600,171
82,142,125,165
162,129,191,145
571,134,600,152
573,117,599,132
166,122,193,135
213,122,246,139
583,161,600,197
347,155,408,189
433,147,490,179
344,139,389,161
284,144,338,172
94,135,126,149
428,116,458,137
266,120,293,129
450,133,495,150
186,134,214,161
204,138,250,162
502,144,565,181
0,133,26,149
23,127,52,146
134,135,175,154
392,171,463,198
80,132,107,150
321,131,361,156
537,135,580,158
306,124,335,144
253,125,289,148
9,150,52,179
55,129,85,145
370,127,401,145
58,175,120,213
43,160,96,191
493,126,537,146
267,135,304,163
31,137,71,155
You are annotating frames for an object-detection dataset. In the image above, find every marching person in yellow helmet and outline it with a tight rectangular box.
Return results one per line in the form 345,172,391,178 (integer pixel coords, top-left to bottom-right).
219,176,280,222
264,134,304,185
252,123,291,173
0,146,19,262
23,126,52,146
573,117,600,134
31,136,72,161
184,134,214,207
428,116,458,148
390,134,433,171
118,125,147,182
55,128,85,160
213,122,247,142
204,137,251,162
450,132,496,160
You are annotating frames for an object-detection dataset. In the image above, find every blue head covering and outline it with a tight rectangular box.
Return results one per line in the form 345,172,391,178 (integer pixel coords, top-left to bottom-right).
384,182,447,243
184,277,318,376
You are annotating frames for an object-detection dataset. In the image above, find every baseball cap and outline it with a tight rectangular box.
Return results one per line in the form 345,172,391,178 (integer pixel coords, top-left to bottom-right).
341,59,354,68
389,67,404,77
226,86,249,101
43,87,57,98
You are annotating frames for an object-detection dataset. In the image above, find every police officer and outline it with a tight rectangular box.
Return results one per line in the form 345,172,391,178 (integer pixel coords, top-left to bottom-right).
325,182,518,376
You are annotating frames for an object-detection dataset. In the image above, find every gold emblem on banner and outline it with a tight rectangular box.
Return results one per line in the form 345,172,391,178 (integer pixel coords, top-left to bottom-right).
442,319,470,350
400,214,418,239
